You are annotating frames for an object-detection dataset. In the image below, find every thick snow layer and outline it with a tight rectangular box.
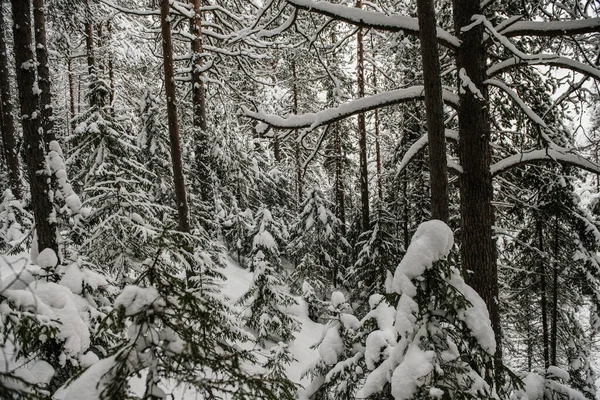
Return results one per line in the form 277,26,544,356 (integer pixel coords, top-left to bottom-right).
449,270,497,354
37,248,58,268
391,334,435,400
115,285,164,316
391,220,454,294
59,355,118,400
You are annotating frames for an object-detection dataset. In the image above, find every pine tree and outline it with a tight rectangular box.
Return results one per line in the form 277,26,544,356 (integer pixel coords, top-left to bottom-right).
287,188,349,298
238,208,298,344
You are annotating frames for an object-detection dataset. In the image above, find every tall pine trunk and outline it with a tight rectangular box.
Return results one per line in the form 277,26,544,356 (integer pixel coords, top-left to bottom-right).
373,64,382,201
11,0,58,255
356,0,369,232
107,22,115,105
292,59,303,206
417,0,448,222
0,7,22,199
537,217,550,369
160,0,190,233
189,0,211,203
550,216,559,366
453,0,502,373
33,0,55,147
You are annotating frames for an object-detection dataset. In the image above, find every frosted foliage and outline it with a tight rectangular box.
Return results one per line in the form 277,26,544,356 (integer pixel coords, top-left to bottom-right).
319,326,343,365
115,285,164,316
391,332,435,400
391,220,453,294
449,271,496,354
61,355,118,400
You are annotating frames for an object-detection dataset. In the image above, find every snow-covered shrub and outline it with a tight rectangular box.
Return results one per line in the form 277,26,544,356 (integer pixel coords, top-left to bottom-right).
0,190,32,252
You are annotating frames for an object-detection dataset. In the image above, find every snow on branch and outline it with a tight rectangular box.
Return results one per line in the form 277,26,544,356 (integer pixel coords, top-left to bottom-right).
487,56,600,81
242,86,458,132
396,130,459,175
500,18,600,37
484,79,547,127
286,0,460,49
491,148,600,177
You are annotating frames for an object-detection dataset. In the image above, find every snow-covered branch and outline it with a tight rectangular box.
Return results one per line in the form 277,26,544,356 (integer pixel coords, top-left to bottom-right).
491,148,600,176
286,0,460,49
487,56,600,81
396,129,459,175
485,79,547,127
500,18,600,38
242,86,458,132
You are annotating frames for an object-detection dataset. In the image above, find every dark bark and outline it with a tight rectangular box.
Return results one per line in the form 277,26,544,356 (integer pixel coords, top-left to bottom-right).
291,59,303,206
84,1,95,77
107,22,115,104
356,0,369,232
417,0,448,222
68,57,75,121
373,64,382,201
11,0,58,253
453,0,502,369
190,0,211,203
160,0,190,233
33,0,55,147
537,217,550,370
550,216,559,366
334,122,346,235
0,6,22,199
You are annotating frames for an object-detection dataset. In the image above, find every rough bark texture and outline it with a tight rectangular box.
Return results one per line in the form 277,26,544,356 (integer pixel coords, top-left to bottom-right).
0,7,22,199
160,0,190,233
190,0,211,203
417,0,448,222
11,0,58,254
373,64,382,201
537,217,550,369
107,21,115,105
356,0,369,232
550,216,559,366
453,0,502,364
33,0,55,147
68,57,75,120
84,1,95,77
292,59,303,206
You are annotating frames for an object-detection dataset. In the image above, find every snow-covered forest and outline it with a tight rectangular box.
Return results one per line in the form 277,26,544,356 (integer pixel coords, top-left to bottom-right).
0,0,599,398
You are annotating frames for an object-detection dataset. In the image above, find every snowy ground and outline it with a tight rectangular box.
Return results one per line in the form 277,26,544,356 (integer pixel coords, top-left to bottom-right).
0,253,324,399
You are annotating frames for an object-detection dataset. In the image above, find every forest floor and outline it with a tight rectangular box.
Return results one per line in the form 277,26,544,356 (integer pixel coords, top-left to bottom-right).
0,253,324,399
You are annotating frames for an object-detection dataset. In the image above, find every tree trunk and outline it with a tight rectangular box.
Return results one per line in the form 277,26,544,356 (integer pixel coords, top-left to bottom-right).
453,0,502,372
417,0,448,222
189,0,211,203
373,64,383,201
291,59,303,206
68,57,75,121
11,0,58,254
160,0,190,233
107,21,115,105
334,122,346,235
537,217,550,370
550,215,559,366
33,0,55,147
84,1,95,77
0,7,22,199
356,0,369,232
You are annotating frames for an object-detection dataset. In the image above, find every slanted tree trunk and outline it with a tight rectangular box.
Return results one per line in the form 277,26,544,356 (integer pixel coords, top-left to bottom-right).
160,0,190,233
417,0,448,222
0,7,22,199
11,0,58,254
190,0,211,203
33,0,55,147
537,217,550,370
356,0,369,232
453,0,502,370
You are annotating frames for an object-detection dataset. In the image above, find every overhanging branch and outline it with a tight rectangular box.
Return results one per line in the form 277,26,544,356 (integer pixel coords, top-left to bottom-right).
491,148,600,176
